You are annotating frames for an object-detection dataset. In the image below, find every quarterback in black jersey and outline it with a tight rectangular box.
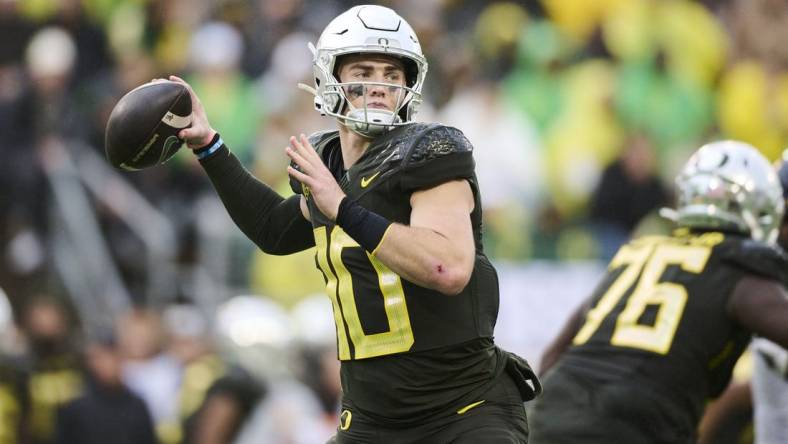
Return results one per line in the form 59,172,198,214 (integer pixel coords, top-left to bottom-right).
530,141,788,444
167,5,539,443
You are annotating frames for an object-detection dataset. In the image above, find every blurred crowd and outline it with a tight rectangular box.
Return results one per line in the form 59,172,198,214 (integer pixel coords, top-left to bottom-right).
0,287,342,444
0,0,787,442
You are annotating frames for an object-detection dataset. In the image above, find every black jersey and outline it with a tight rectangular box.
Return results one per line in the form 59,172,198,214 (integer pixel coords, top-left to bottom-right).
291,123,506,424
560,230,784,430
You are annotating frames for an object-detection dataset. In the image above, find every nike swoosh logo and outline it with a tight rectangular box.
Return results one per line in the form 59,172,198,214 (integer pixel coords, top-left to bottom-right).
360,171,381,188
456,400,486,415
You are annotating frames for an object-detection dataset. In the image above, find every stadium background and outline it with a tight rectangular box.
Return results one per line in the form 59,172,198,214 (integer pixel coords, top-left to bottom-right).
0,0,785,442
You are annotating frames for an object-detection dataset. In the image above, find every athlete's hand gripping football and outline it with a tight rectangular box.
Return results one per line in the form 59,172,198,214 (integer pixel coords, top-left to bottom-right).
286,134,346,221
167,75,216,149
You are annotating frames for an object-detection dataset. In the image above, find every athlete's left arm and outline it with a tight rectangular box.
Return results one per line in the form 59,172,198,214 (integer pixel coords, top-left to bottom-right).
371,179,475,295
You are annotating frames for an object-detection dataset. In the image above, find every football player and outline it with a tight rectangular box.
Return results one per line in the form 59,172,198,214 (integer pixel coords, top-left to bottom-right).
171,5,539,443
530,141,788,444
697,152,788,444
749,153,788,444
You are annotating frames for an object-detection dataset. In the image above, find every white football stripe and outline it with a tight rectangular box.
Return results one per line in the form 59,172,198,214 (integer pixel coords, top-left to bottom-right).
162,112,192,129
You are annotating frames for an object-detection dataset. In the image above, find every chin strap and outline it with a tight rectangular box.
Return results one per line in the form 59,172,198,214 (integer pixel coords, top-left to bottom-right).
345,108,401,137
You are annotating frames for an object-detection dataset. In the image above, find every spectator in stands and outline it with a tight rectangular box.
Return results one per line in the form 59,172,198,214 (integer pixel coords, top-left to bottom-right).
0,286,29,444
55,332,157,444
116,306,180,443
589,133,670,258
163,302,265,444
19,295,83,444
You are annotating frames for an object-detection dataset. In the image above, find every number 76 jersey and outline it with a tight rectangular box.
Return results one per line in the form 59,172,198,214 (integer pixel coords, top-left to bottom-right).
563,230,786,422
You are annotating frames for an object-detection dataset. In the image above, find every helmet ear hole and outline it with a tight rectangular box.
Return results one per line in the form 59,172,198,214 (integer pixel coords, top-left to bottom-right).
402,58,419,88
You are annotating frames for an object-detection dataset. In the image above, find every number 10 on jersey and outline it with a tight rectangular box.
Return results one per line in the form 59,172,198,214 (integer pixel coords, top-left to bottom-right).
314,226,415,360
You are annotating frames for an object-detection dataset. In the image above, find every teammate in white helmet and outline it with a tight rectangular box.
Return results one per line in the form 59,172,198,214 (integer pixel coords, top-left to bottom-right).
751,154,788,444
696,152,788,444
531,141,788,444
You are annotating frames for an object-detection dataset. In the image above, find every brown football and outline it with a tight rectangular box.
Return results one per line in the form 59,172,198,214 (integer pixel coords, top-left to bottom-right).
105,80,192,170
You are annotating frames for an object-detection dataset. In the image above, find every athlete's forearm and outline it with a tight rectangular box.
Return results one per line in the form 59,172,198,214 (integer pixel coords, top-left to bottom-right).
200,145,315,254
372,223,474,295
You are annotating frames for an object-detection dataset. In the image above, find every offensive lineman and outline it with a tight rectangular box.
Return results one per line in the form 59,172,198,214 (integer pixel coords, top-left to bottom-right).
530,141,788,444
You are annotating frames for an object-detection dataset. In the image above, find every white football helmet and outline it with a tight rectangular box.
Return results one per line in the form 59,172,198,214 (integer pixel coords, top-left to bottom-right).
666,140,784,243
304,5,428,137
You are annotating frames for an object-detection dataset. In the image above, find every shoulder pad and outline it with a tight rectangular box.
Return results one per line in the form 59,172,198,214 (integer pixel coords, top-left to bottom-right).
403,124,473,167
722,239,788,284
290,130,339,195
308,130,340,153
399,124,475,192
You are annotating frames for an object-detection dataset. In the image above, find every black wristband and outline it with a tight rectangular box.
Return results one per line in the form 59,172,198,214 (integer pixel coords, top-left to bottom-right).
335,197,393,253
193,132,223,159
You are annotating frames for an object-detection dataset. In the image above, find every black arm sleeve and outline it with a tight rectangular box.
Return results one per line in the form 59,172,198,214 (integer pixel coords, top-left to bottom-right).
199,145,315,255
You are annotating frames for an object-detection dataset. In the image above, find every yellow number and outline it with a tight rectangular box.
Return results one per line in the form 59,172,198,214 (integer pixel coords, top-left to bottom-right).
573,242,652,345
315,226,414,360
314,226,351,360
611,244,711,353
574,238,713,354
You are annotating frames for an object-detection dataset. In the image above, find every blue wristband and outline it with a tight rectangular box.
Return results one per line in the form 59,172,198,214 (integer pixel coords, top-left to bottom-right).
194,134,224,160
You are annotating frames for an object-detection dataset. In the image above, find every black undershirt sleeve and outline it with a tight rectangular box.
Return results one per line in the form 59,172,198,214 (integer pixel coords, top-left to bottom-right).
199,145,315,255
